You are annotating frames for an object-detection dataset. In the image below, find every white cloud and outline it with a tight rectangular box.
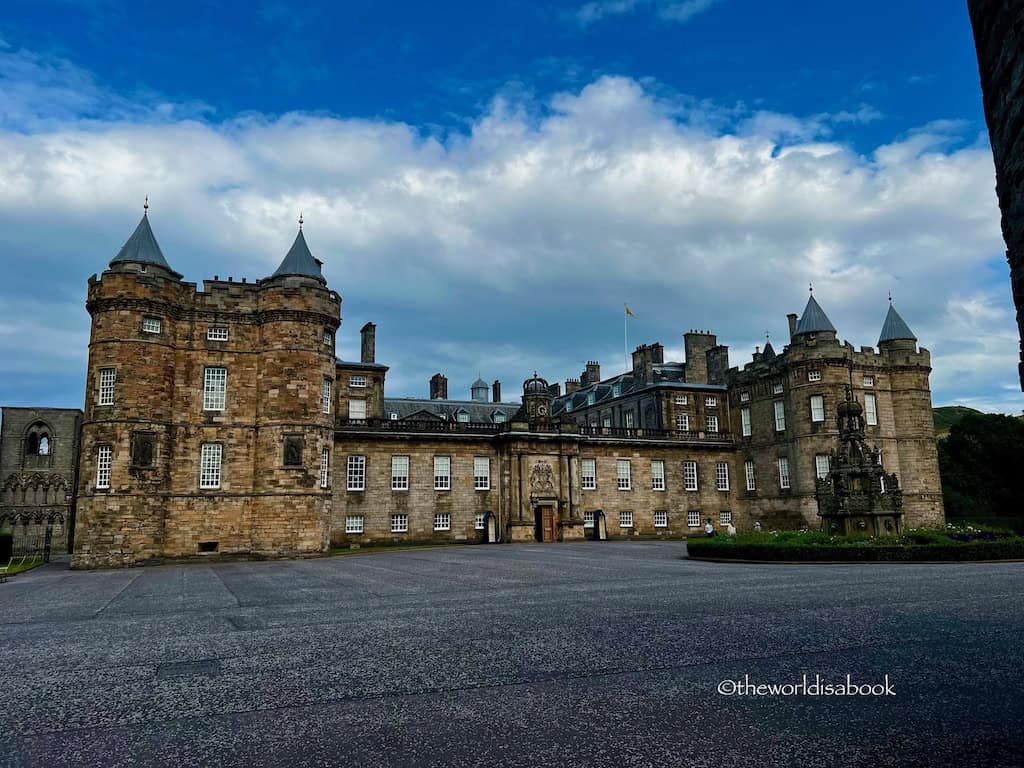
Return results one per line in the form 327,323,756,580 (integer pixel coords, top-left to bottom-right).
0,50,1020,415
574,0,721,27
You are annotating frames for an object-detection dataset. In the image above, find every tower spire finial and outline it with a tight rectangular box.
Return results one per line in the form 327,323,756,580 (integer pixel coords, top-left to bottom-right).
143,195,149,216
809,281,813,294
888,288,893,303
298,211,303,230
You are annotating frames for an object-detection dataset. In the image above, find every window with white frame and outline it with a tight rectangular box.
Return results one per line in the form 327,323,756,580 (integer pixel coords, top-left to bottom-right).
707,415,719,433
565,401,573,413
434,512,451,531
391,455,409,491
719,510,732,525
624,410,635,428
674,394,688,405
815,454,830,480
583,510,595,528
587,391,596,405
865,393,878,426
207,325,228,341
705,396,717,407
349,374,367,388
612,384,622,397
323,330,333,346
456,411,470,423
203,367,227,411
653,510,668,528
810,395,825,423
494,412,506,424
390,412,399,420
320,447,330,488
739,391,750,402
475,512,486,530
581,458,596,490
740,407,751,436
863,375,874,387
200,443,222,489
777,457,791,489
772,381,784,394
142,316,162,334
98,367,116,406
391,514,408,533
474,457,490,490
616,459,631,490
322,379,332,414
808,370,822,382
687,509,701,528
619,510,633,528
773,400,786,431
96,444,112,489
651,460,665,491
602,415,612,428
684,460,698,491
434,456,451,490
744,460,756,491
716,462,729,491
347,455,366,491
676,414,690,432
345,515,364,534
348,399,366,420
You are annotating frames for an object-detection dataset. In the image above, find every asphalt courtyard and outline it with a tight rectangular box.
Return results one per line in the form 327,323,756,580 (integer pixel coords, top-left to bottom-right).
1,542,1022,768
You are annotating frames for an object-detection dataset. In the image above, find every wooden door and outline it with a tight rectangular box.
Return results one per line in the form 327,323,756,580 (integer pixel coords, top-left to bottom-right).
541,506,556,542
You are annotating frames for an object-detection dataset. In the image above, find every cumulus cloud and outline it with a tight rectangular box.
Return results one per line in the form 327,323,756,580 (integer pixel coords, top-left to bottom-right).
0,46,1020,415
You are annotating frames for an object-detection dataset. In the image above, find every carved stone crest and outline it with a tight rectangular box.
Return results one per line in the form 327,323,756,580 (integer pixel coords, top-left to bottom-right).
530,461,555,493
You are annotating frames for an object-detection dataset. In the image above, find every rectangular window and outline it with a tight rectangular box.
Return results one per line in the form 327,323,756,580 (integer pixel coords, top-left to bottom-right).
778,457,791,489
815,454,830,480
98,368,116,406
323,330,333,346
95,444,112,489
739,391,750,402
350,374,367,388
773,400,786,431
207,325,228,341
474,457,490,490
619,510,633,528
320,447,330,488
740,407,751,437
203,367,227,411
810,395,825,422
391,514,408,533
434,456,451,490
602,416,612,428
200,443,222,489
716,462,730,491
456,412,470,423
475,512,486,530
322,379,332,414
676,414,690,432
653,510,668,528
434,512,451,531
719,510,732,525
142,316,162,334
583,510,595,528
345,515,364,534
772,381,784,395
744,460,756,491
581,458,596,490
616,459,631,490
612,384,622,397
863,375,874,387
707,415,719,433
705,395,717,407
687,510,701,528
684,460,698,491
651,460,665,491
587,392,596,405
865,393,878,426
674,394,688,405
624,411,635,428
808,370,822,382
494,412,506,424
348,399,366,420
347,455,366,491
391,455,409,491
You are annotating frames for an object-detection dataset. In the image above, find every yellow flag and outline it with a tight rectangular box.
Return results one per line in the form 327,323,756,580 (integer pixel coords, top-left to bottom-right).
624,304,636,318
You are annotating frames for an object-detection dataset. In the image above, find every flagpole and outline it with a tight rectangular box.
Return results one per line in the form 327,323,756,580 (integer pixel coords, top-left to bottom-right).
624,303,628,373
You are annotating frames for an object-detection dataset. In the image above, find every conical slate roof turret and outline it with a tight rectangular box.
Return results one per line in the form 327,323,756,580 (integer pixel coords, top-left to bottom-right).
110,204,181,278
795,292,836,335
878,302,916,343
269,218,327,285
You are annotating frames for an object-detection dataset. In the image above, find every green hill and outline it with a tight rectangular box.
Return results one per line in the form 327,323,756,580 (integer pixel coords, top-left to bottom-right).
933,406,985,437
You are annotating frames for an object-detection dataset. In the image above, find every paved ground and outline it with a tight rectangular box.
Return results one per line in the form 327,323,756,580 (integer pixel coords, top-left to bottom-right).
1,542,1023,768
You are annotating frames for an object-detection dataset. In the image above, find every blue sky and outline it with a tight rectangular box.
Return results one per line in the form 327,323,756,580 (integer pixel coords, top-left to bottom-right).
1,0,1021,414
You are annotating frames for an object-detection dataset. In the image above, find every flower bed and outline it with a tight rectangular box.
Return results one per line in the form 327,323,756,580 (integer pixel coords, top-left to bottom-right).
686,523,1024,562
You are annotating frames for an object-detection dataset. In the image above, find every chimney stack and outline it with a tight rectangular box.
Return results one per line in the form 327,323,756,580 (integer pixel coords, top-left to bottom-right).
583,361,601,385
360,322,376,364
492,380,501,403
787,313,798,342
565,378,581,394
429,373,448,400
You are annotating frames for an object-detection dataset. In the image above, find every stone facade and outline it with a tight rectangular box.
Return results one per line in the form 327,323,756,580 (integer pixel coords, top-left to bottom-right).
0,407,82,555
968,0,1024,388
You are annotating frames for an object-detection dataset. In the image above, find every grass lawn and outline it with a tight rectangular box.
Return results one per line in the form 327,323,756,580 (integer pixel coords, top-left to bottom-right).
1,558,44,577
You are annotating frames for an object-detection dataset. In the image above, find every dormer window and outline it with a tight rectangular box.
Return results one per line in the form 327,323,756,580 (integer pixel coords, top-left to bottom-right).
456,411,471,423
142,316,162,334
587,392,596,405
493,412,507,424
612,384,622,397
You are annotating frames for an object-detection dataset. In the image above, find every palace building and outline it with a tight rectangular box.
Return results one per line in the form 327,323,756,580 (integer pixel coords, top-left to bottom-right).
0,209,944,568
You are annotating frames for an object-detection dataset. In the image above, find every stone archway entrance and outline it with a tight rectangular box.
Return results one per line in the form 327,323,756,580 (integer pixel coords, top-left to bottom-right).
533,504,557,542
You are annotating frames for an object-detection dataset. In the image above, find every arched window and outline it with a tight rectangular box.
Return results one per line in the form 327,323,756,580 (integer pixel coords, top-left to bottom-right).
38,435,50,455
26,433,39,455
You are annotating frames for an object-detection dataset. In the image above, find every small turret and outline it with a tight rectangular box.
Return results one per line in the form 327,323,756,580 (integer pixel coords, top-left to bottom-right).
878,300,917,352
266,215,327,286
108,200,182,280
794,289,837,338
